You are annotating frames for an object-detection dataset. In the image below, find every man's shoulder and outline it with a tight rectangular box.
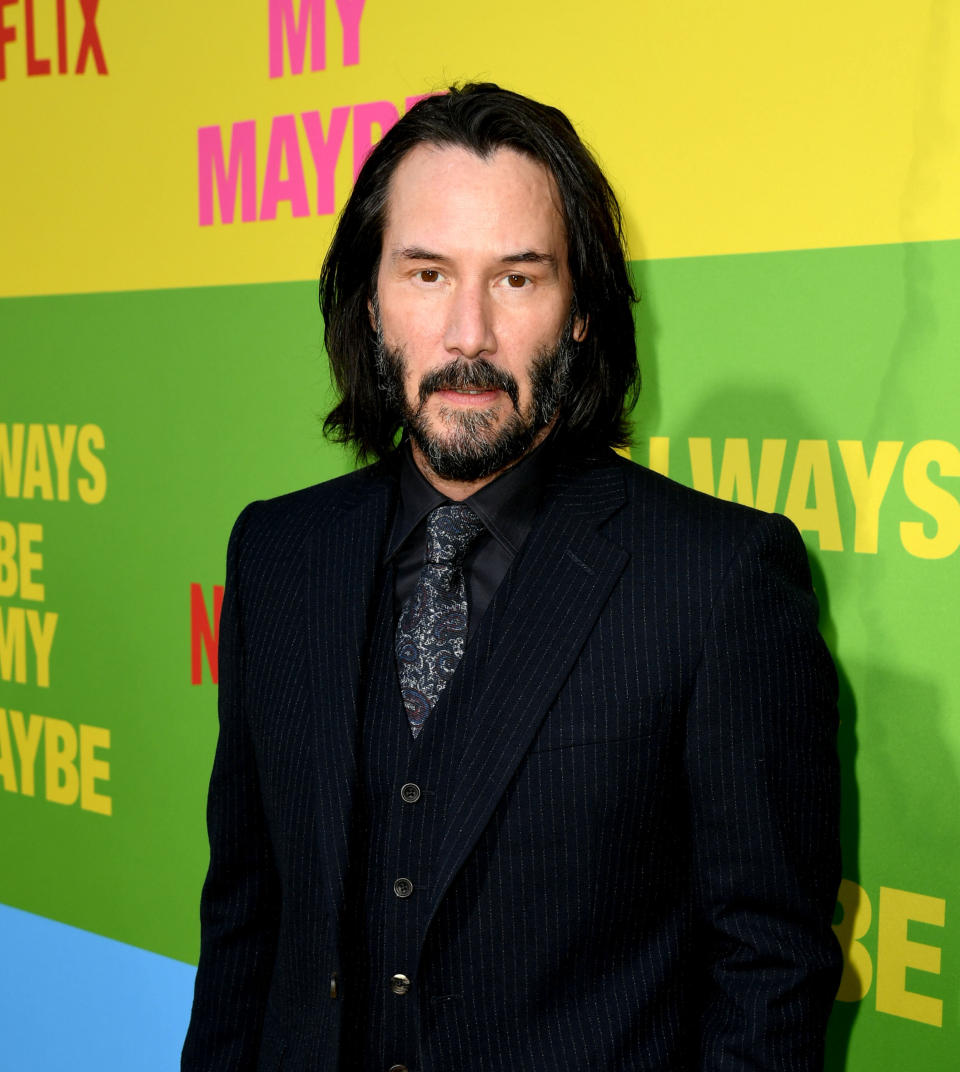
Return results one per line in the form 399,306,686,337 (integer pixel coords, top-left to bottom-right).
229,458,398,557
582,448,765,523
586,449,802,557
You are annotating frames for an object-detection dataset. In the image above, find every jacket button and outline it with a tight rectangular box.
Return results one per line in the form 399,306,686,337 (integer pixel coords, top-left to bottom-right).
329,972,338,999
393,877,414,899
400,782,421,803
390,972,411,995
388,1065,408,1072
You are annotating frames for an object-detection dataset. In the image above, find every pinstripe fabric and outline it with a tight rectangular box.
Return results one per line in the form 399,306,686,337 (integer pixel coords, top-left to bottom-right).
182,451,841,1071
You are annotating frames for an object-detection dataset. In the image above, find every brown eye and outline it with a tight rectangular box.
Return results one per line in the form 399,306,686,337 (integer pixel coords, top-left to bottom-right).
506,273,527,288
418,269,440,283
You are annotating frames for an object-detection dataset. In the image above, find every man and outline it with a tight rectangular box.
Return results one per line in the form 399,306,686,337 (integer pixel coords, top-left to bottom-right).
182,84,841,1071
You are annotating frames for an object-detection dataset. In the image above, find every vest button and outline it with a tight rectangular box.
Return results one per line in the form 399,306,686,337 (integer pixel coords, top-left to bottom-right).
400,782,421,803
390,972,411,995
388,1065,409,1072
393,877,414,899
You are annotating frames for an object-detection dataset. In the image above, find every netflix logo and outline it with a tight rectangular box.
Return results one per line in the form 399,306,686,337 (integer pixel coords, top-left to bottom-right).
0,0,107,80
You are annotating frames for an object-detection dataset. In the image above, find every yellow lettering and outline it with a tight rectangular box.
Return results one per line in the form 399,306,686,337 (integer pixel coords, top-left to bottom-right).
648,436,670,477
688,438,715,495
44,717,79,805
26,610,57,688
833,879,873,1002
0,521,16,598
79,724,112,815
47,424,78,502
9,709,42,796
22,423,54,501
715,439,754,505
783,440,843,551
0,708,17,792
0,424,25,498
0,606,27,684
876,886,945,1026
18,522,44,602
838,441,903,554
900,440,960,560
687,438,786,511
76,424,107,504
714,438,787,512
753,439,787,512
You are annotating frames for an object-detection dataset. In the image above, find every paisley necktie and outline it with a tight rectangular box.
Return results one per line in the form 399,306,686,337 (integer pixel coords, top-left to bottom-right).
395,503,485,737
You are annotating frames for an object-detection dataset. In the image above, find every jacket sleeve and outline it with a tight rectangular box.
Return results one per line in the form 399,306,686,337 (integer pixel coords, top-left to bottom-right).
182,503,280,1070
684,510,842,1070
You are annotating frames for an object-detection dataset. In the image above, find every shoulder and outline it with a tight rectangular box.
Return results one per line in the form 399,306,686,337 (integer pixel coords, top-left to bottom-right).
581,448,788,537
579,449,810,584
226,457,398,568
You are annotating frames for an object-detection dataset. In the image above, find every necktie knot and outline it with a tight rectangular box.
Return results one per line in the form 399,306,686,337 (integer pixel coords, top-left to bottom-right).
424,503,485,568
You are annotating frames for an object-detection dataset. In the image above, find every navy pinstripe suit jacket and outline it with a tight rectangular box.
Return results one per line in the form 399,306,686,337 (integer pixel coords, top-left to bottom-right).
182,449,842,1071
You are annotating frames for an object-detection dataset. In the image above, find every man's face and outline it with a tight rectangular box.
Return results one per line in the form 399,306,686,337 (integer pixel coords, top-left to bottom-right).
373,144,585,485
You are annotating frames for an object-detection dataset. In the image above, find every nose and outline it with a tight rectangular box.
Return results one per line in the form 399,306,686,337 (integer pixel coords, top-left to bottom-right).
443,281,497,360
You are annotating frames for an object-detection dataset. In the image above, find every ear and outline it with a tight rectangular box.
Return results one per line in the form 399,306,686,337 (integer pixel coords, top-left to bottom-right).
367,295,377,332
572,313,589,342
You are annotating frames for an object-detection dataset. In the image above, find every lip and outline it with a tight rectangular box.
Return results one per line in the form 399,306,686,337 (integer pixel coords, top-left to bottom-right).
434,388,503,406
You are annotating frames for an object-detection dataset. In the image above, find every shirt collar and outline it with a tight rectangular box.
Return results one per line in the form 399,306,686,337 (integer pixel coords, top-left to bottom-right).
385,434,555,561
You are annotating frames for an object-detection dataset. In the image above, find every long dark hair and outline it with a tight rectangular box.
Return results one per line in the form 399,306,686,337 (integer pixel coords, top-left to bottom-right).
320,83,639,461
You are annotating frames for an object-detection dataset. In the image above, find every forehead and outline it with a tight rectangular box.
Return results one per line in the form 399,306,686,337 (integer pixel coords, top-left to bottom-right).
381,143,568,256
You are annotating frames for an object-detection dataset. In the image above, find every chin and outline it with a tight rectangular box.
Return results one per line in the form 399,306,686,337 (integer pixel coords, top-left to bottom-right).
408,404,540,483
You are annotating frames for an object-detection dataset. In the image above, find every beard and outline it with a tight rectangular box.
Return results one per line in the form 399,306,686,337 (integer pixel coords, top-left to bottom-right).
376,327,575,482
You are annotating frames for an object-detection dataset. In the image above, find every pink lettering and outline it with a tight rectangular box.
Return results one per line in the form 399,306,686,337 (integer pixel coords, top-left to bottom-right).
352,100,399,181
335,0,366,66
260,114,310,220
269,0,324,78
301,107,350,215
197,122,258,226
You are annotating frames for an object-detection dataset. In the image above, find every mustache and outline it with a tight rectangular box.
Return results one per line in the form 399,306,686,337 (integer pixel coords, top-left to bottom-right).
418,359,520,409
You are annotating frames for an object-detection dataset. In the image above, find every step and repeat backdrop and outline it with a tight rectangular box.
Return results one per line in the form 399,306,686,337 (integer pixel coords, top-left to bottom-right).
2,2,958,1068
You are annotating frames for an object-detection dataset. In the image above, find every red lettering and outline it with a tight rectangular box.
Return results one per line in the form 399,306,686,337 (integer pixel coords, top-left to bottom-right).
25,0,51,75
0,0,17,81
190,583,223,685
75,0,106,75
56,0,66,73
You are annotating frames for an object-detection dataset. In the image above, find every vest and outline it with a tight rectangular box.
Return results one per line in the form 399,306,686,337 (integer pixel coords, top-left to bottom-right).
342,557,518,1071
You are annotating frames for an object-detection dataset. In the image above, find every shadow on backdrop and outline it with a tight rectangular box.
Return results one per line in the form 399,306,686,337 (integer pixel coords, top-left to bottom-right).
636,370,864,1069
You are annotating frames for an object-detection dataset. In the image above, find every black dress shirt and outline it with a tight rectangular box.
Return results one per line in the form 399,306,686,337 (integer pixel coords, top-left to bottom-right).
385,436,555,639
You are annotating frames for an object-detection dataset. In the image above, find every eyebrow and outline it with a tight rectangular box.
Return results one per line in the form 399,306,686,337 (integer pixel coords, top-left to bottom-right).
500,251,558,268
391,247,558,269
393,246,448,263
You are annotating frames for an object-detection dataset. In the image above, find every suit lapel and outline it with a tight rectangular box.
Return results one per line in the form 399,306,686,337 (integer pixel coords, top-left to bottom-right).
427,456,629,927
306,465,396,920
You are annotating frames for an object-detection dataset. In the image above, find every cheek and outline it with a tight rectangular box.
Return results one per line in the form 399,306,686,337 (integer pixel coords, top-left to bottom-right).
381,308,437,363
